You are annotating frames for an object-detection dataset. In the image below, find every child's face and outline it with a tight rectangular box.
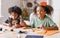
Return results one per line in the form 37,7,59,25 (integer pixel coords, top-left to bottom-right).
11,12,18,19
36,6,46,19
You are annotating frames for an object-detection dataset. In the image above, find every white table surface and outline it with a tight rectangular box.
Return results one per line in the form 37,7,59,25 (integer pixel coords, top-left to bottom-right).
0,24,60,38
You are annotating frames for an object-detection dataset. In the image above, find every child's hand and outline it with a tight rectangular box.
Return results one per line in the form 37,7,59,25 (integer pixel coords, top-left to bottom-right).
20,22,27,27
14,25,20,28
8,24,12,27
39,24,43,29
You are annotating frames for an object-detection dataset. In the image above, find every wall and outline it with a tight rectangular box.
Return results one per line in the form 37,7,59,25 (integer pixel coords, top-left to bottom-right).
1,0,21,17
0,0,21,24
52,0,60,26
0,0,1,17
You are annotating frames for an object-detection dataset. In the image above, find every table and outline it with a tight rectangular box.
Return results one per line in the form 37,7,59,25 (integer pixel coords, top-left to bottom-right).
0,24,60,38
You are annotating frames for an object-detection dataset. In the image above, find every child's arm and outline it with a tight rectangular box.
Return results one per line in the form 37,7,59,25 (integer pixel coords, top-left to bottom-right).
42,17,59,30
42,25,58,30
14,22,31,28
3,23,12,27
4,18,12,27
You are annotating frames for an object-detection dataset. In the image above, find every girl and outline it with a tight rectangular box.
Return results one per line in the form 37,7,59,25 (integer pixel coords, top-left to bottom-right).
30,5,58,30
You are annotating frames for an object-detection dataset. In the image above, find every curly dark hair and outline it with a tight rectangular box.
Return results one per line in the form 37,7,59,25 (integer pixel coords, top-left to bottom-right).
46,5,53,15
8,6,22,16
41,5,50,14
33,5,53,15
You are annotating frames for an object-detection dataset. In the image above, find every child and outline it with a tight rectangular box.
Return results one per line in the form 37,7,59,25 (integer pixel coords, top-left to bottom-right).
5,6,27,28
29,5,58,30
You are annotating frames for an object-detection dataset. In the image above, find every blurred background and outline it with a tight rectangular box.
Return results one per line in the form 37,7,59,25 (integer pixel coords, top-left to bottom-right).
0,0,60,27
